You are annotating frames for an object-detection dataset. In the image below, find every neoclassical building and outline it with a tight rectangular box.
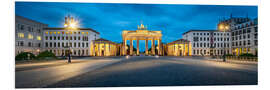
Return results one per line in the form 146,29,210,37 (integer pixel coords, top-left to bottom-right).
15,15,48,55
164,39,192,56
121,23,162,56
43,27,100,56
90,38,120,56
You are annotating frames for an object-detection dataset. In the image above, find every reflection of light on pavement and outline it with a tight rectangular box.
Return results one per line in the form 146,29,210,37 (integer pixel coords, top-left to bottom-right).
155,55,159,58
126,55,129,59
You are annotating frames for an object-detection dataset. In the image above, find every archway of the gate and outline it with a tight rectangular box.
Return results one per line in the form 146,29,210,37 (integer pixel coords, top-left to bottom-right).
121,24,163,56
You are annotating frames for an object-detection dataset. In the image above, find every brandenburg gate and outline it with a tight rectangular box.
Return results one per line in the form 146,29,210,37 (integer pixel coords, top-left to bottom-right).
121,23,162,56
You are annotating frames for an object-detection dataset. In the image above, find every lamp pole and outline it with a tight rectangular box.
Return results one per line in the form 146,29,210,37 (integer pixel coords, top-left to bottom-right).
64,15,78,63
219,23,229,62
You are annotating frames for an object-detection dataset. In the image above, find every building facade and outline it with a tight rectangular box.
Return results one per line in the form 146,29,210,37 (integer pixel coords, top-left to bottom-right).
90,38,120,56
43,28,100,56
229,18,258,56
15,15,48,55
182,30,231,56
164,39,192,56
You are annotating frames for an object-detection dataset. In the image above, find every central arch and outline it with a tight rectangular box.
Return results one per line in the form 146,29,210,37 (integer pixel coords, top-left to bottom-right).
121,23,162,56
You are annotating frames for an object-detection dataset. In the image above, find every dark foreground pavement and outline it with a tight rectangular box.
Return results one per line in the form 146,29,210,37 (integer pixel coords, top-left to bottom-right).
45,56,257,87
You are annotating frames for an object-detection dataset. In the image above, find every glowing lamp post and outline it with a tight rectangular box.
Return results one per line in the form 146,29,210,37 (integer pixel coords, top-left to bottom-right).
218,23,230,62
64,15,78,63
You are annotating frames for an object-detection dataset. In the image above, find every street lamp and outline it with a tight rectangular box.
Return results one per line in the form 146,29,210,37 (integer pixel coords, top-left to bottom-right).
64,15,78,63
218,23,230,62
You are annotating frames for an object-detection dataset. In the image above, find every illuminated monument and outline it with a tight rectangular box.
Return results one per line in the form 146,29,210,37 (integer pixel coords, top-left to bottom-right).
121,23,163,56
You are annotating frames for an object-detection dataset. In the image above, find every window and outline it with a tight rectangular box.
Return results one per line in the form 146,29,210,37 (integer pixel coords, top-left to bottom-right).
50,36,52,40
86,43,88,47
58,42,60,47
37,36,41,40
254,27,258,32
62,36,64,40
193,43,195,47
247,28,251,33
21,25,24,30
74,43,76,47
18,33,24,38
54,36,56,40
50,42,52,47
45,36,48,40
62,42,64,47
248,34,250,38
28,42,31,47
193,37,199,41
46,42,48,47
82,43,85,47
193,50,196,55
54,42,56,47
58,36,60,40
200,37,202,41
28,34,33,39
248,40,250,45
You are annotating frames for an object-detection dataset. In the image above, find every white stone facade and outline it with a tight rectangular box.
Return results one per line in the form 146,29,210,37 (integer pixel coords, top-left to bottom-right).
15,15,48,55
43,28,100,56
230,18,258,56
182,30,231,56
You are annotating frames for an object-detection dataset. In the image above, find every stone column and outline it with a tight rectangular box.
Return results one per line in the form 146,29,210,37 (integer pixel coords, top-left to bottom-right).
130,39,133,55
188,42,190,56
98,43,101,56
145,40,148,55
151,39,155,55
93,43,95,56
104,43,106,56
137,39,140,55
157,39,160,55
123,39,127,55
183,42,186,56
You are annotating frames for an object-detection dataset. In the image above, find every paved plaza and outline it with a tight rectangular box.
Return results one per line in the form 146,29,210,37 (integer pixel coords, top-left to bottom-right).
16,56,257,88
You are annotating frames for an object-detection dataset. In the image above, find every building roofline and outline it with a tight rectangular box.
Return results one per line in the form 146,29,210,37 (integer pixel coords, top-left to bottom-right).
15,15,48,26
182,30,218,35
44,27,100,34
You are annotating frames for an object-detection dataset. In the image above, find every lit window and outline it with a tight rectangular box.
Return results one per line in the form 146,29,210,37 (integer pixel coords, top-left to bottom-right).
37,36,41,40
86,32,88,34
82,32,85,34
28,34,33,39
70,32,72,34
50,32,52,34
57,32,60,34
66,32,69,34
18,33,24,38
46,32,48,34
54,32,56,34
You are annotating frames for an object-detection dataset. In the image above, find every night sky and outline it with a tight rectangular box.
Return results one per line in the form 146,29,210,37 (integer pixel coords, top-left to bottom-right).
15,2,257,51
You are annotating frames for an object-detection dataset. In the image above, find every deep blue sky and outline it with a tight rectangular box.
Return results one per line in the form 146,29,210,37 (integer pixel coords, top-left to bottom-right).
15,2,257,51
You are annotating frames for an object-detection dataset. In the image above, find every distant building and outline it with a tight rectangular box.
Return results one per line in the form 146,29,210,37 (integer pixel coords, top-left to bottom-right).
43,27,100,56
15,15,48,55
164,39,192,56
182,15,258,56
182,30,231,56
229,18,258,56
90,38,120,56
